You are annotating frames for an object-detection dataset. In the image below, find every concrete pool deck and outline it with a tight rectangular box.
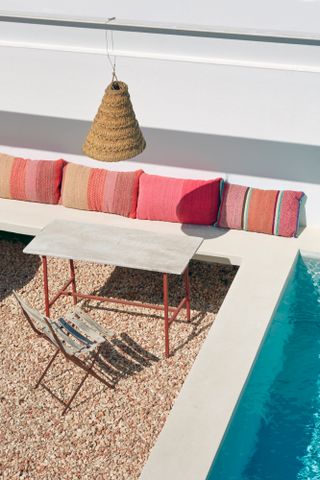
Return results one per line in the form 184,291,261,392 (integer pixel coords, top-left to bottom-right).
140,227,320,480
1,198,320,479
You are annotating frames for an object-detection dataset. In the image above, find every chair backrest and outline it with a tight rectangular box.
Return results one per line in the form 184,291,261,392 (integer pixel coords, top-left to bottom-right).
13,291,65,352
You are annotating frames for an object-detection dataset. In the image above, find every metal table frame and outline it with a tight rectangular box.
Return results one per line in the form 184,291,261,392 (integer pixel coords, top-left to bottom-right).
41,256,191,357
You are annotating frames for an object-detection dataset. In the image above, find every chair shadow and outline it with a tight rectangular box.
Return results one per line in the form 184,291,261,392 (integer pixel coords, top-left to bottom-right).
56,311,217,411
0,232,39,302
39,333,160,412
97,334,160,382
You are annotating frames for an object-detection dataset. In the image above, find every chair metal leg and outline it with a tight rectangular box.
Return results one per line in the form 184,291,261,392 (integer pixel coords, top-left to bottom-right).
62,351,98,415
35,349,59,389
85,366,115,388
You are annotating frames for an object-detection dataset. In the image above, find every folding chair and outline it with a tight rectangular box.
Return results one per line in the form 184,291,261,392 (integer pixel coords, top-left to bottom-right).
13,291,115,415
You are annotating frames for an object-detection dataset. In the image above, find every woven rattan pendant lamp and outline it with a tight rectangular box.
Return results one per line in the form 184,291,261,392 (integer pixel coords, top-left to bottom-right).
83,23,146,162
83,79,146,162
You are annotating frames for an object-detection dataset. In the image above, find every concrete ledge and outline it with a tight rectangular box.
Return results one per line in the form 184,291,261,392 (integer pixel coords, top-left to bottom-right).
140,247,298,479
139,228,320,480
0,198,287,265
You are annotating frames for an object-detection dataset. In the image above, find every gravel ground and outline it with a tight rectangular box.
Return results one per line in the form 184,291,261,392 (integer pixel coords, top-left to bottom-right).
0,237,237,480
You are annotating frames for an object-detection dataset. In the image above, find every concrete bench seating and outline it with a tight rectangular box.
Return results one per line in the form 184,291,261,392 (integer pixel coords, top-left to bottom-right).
1,196,319,480
0,196,293,266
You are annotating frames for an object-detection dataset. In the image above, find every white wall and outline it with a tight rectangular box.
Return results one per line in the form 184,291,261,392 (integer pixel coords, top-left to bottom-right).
2,0,320,32
0,2,320,226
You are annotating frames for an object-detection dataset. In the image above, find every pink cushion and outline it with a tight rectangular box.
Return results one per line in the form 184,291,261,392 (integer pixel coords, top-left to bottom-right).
136,173,222,225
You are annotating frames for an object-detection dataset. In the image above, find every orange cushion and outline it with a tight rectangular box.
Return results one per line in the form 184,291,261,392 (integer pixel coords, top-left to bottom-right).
61,163,143,218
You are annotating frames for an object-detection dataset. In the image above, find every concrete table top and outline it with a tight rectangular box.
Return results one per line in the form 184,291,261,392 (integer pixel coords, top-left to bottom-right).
23,219,203,275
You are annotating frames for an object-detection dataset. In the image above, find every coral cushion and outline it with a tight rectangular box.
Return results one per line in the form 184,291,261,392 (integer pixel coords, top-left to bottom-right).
0,153,65,204
216,182,304,237
61,163,143,218
136,173,222,225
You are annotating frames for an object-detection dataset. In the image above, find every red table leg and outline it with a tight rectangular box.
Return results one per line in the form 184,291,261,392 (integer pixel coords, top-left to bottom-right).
42,256,50,317
163,273,170,357
69,259,77,305
184,266,191,322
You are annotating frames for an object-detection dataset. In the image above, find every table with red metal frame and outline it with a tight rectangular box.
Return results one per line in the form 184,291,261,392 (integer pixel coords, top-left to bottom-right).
24,220,203,357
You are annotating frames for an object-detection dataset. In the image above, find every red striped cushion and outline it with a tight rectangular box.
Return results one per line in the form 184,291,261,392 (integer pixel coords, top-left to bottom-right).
136,173,222,225
0,153,65,204
61,163,143,218
217,182,304,237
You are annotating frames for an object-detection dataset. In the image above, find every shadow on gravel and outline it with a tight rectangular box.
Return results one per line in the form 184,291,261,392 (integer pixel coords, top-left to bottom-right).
84,260,238,355
87,260,238,314
0,231,39,302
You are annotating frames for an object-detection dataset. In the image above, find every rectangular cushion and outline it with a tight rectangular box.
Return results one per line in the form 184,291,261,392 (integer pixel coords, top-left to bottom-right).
0,153,65,204
61,163,143,218
136,173,222,225
216,182,304,237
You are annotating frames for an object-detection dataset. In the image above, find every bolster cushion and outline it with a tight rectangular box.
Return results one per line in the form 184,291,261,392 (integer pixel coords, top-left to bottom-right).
136,173,222,225
216,182,305,237
61,163,143,218
0,153,65,204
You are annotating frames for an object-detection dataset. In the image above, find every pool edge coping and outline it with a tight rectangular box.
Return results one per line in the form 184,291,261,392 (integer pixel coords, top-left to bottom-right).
140,228,320,480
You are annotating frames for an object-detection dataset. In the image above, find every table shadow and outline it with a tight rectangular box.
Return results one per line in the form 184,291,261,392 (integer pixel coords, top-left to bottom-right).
84,259,237,312
0,233,39,302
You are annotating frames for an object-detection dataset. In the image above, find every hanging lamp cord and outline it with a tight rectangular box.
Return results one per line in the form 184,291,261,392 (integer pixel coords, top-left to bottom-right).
105,17,119,88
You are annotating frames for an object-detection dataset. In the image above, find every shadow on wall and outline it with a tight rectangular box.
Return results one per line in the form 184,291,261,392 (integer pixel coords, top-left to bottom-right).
1,111,320,186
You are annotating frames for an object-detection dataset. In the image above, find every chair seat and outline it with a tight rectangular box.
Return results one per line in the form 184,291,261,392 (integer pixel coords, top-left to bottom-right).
52,308,115,357
13,291,115,357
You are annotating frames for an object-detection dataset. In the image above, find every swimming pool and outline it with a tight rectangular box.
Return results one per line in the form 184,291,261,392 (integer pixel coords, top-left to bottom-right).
207,254,320,480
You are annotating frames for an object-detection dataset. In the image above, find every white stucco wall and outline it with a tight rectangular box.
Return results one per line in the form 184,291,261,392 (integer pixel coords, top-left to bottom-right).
0,2,320,226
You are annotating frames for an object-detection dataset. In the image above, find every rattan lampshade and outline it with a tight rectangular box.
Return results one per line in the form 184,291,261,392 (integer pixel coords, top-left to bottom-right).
83,80,146,162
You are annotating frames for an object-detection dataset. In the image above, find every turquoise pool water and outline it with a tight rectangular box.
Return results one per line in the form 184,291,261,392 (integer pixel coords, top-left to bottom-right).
207,255,320,480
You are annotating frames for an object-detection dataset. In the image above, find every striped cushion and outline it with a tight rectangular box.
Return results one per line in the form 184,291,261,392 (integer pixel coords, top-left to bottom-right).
0,153,65,204
136,173,222,225
216,182,304,237
61,163,143,218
